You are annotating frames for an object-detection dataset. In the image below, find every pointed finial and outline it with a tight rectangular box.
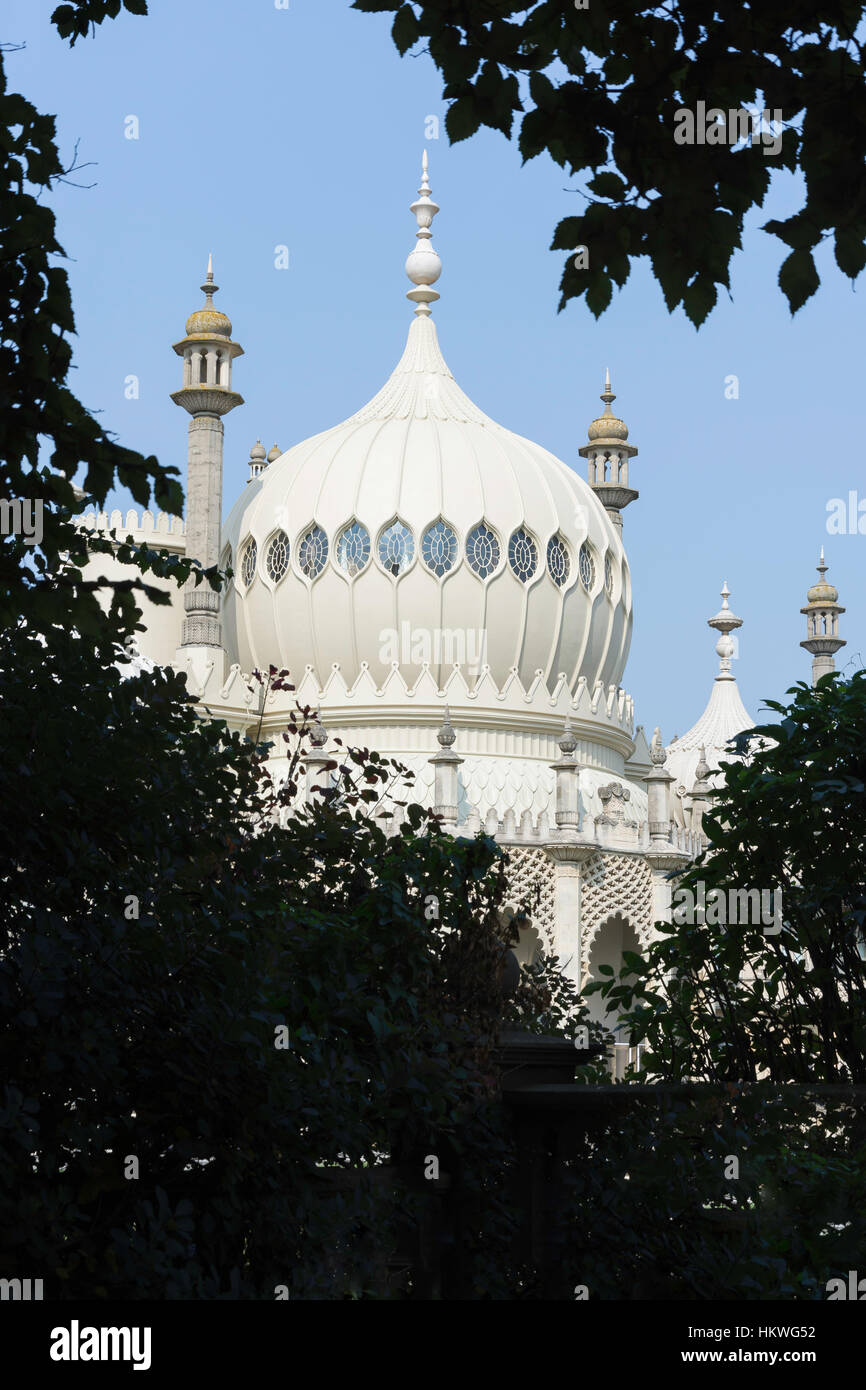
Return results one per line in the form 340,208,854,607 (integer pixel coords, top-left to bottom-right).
817,547,828,578
437,704,456,747
694,745,710,784
650,726,667,765
708,582,742,644
309,707,328,748
200,253,219,305
600,368,616,414
559,715,577,757
405,150,442,317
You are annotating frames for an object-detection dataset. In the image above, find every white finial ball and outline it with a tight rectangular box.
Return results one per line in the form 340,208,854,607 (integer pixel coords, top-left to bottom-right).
405,245,442,287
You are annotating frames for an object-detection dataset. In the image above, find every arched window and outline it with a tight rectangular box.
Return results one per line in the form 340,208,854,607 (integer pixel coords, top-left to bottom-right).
265,530,290,584
508,528,538,583
421,519,458,577
297,525,328,579
199,353,207,384
240,538,257,588
546,534,570,587
378,520,414,576
579,542,595,591
604,553,614,596
336,521,371,576
466,523,500,579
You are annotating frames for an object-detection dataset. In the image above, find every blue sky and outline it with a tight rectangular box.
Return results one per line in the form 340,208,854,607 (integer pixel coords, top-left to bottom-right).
6,0,864,737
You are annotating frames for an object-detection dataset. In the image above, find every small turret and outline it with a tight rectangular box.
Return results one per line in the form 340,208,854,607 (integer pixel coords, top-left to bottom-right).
800,548,845,686
578,370,639,532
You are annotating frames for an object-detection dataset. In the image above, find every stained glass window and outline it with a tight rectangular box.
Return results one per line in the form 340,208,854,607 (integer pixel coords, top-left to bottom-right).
579,542,595,591
336,521,371,576
240,538,257,588
378,521,414,576
298,525,328,579
547,534,570,587
421,519,458,577
265,530,290,583
466,523,500,579
508,528,538,583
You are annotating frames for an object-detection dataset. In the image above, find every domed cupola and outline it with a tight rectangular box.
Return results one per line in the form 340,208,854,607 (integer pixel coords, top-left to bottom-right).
221,154,634,714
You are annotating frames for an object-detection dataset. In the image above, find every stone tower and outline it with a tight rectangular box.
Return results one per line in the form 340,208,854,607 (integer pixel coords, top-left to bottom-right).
579,370,639,533
170,256,243,682
800,548,845,686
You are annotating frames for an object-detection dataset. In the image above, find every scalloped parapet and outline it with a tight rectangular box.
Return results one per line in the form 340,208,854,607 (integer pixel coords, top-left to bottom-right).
74,509,186,550
199,660,635,737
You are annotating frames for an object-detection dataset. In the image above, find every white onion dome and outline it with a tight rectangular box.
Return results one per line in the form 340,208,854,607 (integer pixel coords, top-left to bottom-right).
221,157,633,709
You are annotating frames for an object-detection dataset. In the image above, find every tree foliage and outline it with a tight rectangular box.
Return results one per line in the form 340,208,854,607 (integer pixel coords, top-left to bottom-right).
353,0,866,324
591,672,866,1084
0,633,583,1296
0,15,221,651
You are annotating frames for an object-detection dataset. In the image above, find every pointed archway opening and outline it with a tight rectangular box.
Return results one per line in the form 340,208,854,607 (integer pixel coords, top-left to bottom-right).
499,904,543,969
583,910,641,1029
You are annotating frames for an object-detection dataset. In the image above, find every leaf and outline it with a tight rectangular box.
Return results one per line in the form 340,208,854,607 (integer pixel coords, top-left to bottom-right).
587,172,627,200
445,96,482,144
391,3,419,56
778,248,820,314
834,226,866,280
585,272,613,318
682,277,718,328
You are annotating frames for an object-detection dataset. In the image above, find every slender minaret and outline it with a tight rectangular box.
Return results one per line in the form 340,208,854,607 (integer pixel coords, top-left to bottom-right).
171,256,243,679
800,548,845,686
578,370,639,532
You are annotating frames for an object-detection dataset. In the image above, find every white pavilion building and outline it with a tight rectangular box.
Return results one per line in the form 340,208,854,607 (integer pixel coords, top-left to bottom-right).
75,157,845,1018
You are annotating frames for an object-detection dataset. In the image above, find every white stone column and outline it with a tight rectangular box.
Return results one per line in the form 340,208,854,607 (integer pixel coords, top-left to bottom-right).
181,414,224,651
304,710,331,805
550,717,580,832
546,844,597,988
430,706,463,828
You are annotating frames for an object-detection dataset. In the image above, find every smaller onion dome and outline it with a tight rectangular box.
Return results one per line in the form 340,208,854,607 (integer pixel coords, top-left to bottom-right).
806,550,838,603
250,440,267,463
267,443,282,464
185,255,232,338
587,369,629,441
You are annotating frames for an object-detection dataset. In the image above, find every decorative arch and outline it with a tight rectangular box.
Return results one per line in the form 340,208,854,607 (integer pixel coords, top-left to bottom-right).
499,902,544,969
579,852,653,957
582,910,642,1027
